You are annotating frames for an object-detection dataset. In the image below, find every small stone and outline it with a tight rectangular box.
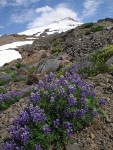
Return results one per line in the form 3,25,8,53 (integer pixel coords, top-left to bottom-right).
66,143,81,150
106,116,112,123
90,144,97,149
90,133,95,139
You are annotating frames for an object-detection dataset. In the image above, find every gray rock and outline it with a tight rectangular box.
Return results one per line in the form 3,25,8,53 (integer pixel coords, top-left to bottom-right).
106,56,113,66
0,72,10,82
41,59,61,74
10,66,17,70
105,26,113,30
37,64,44,73
66,143,81,150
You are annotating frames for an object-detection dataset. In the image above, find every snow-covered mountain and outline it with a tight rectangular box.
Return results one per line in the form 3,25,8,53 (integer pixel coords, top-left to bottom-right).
0,17,82,66
19,17,82,36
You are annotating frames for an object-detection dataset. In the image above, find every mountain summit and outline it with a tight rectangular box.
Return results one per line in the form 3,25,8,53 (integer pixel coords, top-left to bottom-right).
19,17,82,36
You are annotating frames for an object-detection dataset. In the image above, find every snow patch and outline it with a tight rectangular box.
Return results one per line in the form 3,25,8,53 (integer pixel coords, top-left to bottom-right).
0,40,33,66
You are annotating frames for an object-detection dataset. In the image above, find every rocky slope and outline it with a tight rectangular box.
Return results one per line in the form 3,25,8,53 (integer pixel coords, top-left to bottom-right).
0,18,113,150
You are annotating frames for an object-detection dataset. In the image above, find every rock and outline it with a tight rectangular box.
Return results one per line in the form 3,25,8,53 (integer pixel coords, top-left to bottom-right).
10,66,17,70
105,116,112,123
105,26,113,30
90,133,95,139
61,59,70,66
17,67,29,76
27,73,39,85
106,56,113,66
37,64,44,73
41,59,61,75
0,72,10,83
66,143,81,150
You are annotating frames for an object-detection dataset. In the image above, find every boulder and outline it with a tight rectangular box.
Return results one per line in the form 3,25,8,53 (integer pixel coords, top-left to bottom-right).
41,59,61,75
0,72,10,83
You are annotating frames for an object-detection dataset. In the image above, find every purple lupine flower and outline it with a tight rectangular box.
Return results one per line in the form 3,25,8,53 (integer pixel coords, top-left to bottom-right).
73,110,78,119
45,73,54,82
30,92,41,104
2,142,15,150
38,81,44,89
68,85,75,94
64,109,72,117
59,75,65,84
80,97,86,104
44,83,55,91
34,144,43,150
13,108,30,126
68,94,77,106
34,87,39,93
63,80,69,87
50,96,55,103
59,87,66,97
49,72,55,80
92,110,98,118
78,109,87,118
42,124,51,135
2,142,24,150
63,121,73,137
82,105,88,113
66,128,74,137
53,119,60,128
8,126,30,144
99,98,106,106
10,91,22,97
30,107,46,123
63,121,72,128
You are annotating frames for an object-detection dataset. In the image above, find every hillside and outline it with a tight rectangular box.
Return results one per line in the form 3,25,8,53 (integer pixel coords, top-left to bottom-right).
0,18,113,150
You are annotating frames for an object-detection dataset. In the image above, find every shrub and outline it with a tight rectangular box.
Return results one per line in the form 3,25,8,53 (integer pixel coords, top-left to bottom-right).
16,63,24,69
90,26,104,32
0,88,7,94
91,45,113,63
80,22,94,29
2,63,106,150
51,38,63,53
77,45,113,77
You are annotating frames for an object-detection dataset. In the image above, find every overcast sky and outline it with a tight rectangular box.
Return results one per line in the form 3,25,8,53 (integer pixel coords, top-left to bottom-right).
0,0,113,34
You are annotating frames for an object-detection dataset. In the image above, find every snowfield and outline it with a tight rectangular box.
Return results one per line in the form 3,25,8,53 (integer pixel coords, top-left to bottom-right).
0,41,33,66
19,17,82,36
0,17,82,66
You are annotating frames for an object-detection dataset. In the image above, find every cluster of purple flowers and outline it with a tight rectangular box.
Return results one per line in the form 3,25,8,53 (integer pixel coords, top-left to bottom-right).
8,126,30,144
34,144,43,150
13,107,46,126
63,121,73,137
2,106,47,150
0,90,22,109
2,141,24,150
42,124,51,135
2,63,105,150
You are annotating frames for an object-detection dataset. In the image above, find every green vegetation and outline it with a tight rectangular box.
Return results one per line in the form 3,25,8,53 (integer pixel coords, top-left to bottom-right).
0,88,7,94
90,26,104,32
80,22,94,29
51,38,63,53
85,25,104,35
15,62,24,68
78,45,113,77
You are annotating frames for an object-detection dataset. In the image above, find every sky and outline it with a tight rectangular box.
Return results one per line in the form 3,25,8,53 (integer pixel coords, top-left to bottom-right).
0,0,113,35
